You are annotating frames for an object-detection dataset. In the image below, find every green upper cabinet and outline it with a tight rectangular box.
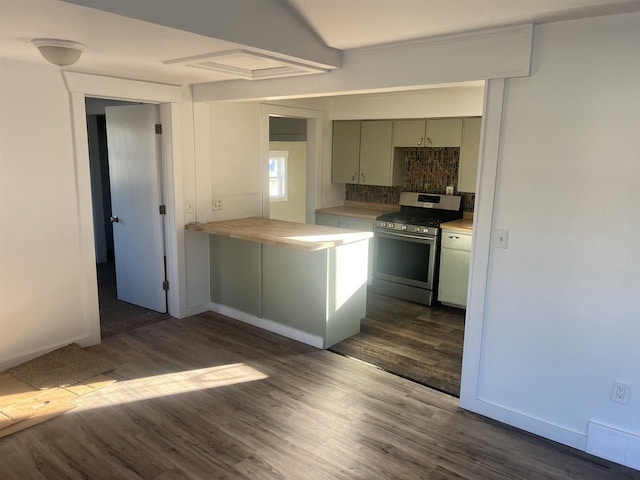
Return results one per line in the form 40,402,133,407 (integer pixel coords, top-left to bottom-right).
458,117,482,193
332,120,403,186
392,119,426,147
360,120,402,186
392,118,463,147
331,120,361,184
331,116,478,188
425,118,463,147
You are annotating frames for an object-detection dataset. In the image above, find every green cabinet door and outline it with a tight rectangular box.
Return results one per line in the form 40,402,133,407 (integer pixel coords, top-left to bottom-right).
438,231,472,308
359,120,401,186
458,117,481,193
425,118,463,147
332,120,361,184
392,119,426,147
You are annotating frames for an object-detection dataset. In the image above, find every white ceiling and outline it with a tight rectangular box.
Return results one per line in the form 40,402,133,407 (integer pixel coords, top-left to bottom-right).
287,0,640,49
1,0,639,86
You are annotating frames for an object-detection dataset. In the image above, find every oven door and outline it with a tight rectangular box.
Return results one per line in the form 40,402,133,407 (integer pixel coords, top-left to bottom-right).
374,230,437,290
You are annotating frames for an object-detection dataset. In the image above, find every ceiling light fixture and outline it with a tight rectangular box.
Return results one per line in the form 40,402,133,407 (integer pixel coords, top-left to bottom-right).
31,38,86,66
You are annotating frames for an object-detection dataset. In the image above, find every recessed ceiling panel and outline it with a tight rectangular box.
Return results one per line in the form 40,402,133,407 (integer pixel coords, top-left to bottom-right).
164,49,329,80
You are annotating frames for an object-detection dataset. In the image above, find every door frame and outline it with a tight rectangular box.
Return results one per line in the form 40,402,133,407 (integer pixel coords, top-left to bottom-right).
259,104,324,223
64,72,184,344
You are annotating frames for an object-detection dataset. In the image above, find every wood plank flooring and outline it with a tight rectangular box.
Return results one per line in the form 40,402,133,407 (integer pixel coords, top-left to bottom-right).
331,292,465,396
0,313,637,479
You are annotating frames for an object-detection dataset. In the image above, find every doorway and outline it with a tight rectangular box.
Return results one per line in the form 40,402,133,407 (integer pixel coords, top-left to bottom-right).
259,104,324,224
267,116,307,223
86,98,170,337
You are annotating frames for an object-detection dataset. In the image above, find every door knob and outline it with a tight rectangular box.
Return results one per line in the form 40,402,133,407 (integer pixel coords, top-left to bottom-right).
110,216,120,223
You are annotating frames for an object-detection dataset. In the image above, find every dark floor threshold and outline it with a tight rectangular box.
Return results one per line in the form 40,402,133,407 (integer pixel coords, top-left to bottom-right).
328,348,460,399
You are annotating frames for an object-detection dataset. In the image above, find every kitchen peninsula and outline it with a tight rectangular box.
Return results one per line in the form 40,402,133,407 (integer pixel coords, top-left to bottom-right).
186,217,372,348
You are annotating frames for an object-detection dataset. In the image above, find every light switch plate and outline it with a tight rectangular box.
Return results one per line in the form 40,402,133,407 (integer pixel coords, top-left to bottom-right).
495,228,509,249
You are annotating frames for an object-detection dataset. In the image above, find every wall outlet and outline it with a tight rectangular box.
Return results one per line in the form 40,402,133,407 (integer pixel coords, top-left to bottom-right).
213,198,223,210
611,381,631,405
446,186,454,195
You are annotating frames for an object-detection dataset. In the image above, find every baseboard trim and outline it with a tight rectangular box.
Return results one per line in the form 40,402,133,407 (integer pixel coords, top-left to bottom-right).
179,301,213,319
0,333,97,372
460,396,587,451
208,303,324,349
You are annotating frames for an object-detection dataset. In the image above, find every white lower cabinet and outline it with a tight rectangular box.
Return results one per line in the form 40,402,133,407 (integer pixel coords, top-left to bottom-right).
438,230,472,308
316,213,375,285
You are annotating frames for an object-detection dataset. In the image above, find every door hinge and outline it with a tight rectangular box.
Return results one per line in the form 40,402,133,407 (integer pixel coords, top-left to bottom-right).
162,280,169,291
155,124,162,135
159,204,166,215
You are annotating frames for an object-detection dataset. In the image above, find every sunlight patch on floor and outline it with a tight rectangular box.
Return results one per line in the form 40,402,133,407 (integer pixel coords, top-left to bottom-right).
69,363,268,411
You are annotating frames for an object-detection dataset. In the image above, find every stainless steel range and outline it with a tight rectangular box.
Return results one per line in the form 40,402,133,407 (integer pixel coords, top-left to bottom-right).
372,192,463,306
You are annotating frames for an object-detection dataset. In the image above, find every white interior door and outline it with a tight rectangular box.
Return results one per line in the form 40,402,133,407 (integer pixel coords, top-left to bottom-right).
105,104,166,313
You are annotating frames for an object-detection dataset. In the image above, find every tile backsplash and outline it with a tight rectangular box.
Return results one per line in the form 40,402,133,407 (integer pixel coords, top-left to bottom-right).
345,147,475,211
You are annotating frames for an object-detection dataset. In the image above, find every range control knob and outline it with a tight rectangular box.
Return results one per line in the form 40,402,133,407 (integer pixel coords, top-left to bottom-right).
401,225,408,231
388,223,394,228
414,226,422,233
380,222,387,227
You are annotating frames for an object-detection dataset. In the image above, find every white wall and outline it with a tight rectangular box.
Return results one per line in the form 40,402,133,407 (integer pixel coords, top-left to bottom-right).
328,86,484,120
208,102,263,220
205,98,332,219
477,12,640,446
0,60,95,369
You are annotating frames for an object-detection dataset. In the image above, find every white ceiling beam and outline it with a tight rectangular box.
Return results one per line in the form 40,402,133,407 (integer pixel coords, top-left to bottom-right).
193,24,533,102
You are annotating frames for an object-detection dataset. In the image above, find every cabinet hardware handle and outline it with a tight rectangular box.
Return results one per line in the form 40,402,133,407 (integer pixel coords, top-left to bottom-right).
361,172,365,182
426,137,433,146
352,172,356,181
448,235,460,239
418,137,423,146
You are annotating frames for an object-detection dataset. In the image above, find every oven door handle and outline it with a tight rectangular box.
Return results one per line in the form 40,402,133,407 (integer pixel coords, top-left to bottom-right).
376,231,436,242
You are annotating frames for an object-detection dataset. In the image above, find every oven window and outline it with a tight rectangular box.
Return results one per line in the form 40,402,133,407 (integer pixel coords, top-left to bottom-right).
376,235,431,283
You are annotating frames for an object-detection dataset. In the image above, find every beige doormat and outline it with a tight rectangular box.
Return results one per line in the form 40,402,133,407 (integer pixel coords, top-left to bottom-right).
8,343,114,390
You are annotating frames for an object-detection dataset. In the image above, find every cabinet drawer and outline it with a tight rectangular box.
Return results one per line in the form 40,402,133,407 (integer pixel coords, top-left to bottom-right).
441,231,472,251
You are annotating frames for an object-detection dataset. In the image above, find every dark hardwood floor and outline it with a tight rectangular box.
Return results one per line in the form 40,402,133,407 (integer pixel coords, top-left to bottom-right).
1,313,637,479
331,291,465,396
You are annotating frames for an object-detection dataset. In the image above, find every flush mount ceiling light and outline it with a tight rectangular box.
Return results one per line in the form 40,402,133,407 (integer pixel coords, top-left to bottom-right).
31,38,86,66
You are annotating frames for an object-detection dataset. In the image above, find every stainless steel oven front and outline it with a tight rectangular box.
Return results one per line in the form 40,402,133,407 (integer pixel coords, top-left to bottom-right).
372,229,439,305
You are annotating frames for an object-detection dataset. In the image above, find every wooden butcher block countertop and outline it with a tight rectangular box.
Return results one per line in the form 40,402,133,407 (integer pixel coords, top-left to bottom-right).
186,217,373,252
316,200,400,220
440,217,474,233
